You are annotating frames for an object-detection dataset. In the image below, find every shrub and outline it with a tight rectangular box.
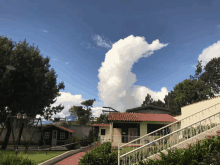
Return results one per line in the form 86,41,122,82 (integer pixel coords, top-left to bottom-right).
0,152,37,165
80,135,92,147
88,129,95,143
65,135,81,150
79,142,118,165
138,133,220,165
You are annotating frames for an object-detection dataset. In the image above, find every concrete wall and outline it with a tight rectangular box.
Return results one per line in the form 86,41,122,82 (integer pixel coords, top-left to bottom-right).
173,96,220,130
0,128,41,143
68,125,93,139
99,126,110,143
0,125,93,143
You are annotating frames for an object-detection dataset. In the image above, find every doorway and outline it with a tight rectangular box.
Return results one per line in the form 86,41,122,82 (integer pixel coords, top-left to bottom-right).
52,130,57,146
122,127,128,143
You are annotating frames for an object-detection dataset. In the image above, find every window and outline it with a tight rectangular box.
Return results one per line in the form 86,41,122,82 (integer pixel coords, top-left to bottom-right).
60,132,65,139
101,129,105,135
45,132,50,139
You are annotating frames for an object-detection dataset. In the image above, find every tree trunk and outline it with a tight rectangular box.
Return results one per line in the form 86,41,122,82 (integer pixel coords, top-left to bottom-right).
18,122,24,145
1,119,11,150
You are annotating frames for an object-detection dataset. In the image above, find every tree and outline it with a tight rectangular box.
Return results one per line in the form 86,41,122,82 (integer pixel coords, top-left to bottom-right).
141,94,166,108
151,99,166,108
141,94,154,106
0,36,65,150
190,60,203,80
96,113,109,123
51,117,61,122
69,99,95,126
197,58,220,95
173,79,213,109
164,90,181,116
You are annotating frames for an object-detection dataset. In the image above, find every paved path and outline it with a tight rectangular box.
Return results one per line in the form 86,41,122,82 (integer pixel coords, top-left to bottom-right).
55,143,101,165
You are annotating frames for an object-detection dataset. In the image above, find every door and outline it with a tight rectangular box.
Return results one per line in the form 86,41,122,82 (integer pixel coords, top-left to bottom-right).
122,127,128,143
52,130,57,146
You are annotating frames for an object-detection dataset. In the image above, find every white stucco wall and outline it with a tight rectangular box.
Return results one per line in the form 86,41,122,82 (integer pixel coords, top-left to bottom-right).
99,126,110,143
173,96,220,130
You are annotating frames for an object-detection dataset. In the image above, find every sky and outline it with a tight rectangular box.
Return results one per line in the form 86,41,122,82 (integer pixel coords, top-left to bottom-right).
1,0,220,124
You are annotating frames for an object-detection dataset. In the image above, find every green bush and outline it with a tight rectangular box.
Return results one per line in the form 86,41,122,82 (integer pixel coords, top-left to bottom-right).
138,134,220,165
80,135,92,147
65,135,81,150
0,152,37,165
88,129,95,143
79,142,118,165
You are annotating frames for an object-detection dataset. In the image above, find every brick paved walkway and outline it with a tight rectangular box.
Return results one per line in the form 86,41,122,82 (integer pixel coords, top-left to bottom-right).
55,143,101,165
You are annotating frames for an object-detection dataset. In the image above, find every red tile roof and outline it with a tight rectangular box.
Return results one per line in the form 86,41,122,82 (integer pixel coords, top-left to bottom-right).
92,123,110,127
55,125,75,133
108,113,177,122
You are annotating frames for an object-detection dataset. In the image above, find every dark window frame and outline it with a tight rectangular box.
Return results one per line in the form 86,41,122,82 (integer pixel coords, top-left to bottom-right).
101,129,105,135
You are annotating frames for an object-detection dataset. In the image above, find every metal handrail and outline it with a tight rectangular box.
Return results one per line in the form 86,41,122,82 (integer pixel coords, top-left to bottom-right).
119,102,220,148
120,109,220,165
118,102,220,165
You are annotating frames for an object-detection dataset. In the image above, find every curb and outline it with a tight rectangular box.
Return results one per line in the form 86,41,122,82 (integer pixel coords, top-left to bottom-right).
38,143,96,165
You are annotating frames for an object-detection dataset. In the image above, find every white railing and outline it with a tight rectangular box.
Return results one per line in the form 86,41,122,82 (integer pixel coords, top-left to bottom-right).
132,111,220,165
112,135,161,145
118,102,220,165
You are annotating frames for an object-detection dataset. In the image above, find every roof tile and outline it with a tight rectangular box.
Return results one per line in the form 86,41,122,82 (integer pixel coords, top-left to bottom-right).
55,125,75,133
108,112,177,122
92,123,110,127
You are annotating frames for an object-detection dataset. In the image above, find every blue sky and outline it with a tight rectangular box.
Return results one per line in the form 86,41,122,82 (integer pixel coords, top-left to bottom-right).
1,0,220,124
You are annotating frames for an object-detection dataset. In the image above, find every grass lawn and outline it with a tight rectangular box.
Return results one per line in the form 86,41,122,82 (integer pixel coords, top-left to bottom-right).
0,150,67,164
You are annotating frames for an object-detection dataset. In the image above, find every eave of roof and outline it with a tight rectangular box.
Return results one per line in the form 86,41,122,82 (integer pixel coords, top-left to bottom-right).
92,123,110,127
39,124,75,133
108,112,177,122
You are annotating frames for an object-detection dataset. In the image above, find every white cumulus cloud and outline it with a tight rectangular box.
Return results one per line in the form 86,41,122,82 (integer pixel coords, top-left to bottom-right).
36,92,104,120
97,35,169,112
198,41,220,68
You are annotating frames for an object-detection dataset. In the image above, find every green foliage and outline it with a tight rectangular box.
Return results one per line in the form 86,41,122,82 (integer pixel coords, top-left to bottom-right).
80,135,93,146
77,131,220,165
0,152,37,165
173,79,213,108
0,36,65,121
142,94,154,106
69,99,95,126
198,57,220,95
96,113,109,123
88,129,95,143
138,133,220,165
65,135,81,150
182,123,217,139
141,94,166,108
79,142,118,165
93,127,99,142
164,90,181,116
0,35,65,150
52,117,60,122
